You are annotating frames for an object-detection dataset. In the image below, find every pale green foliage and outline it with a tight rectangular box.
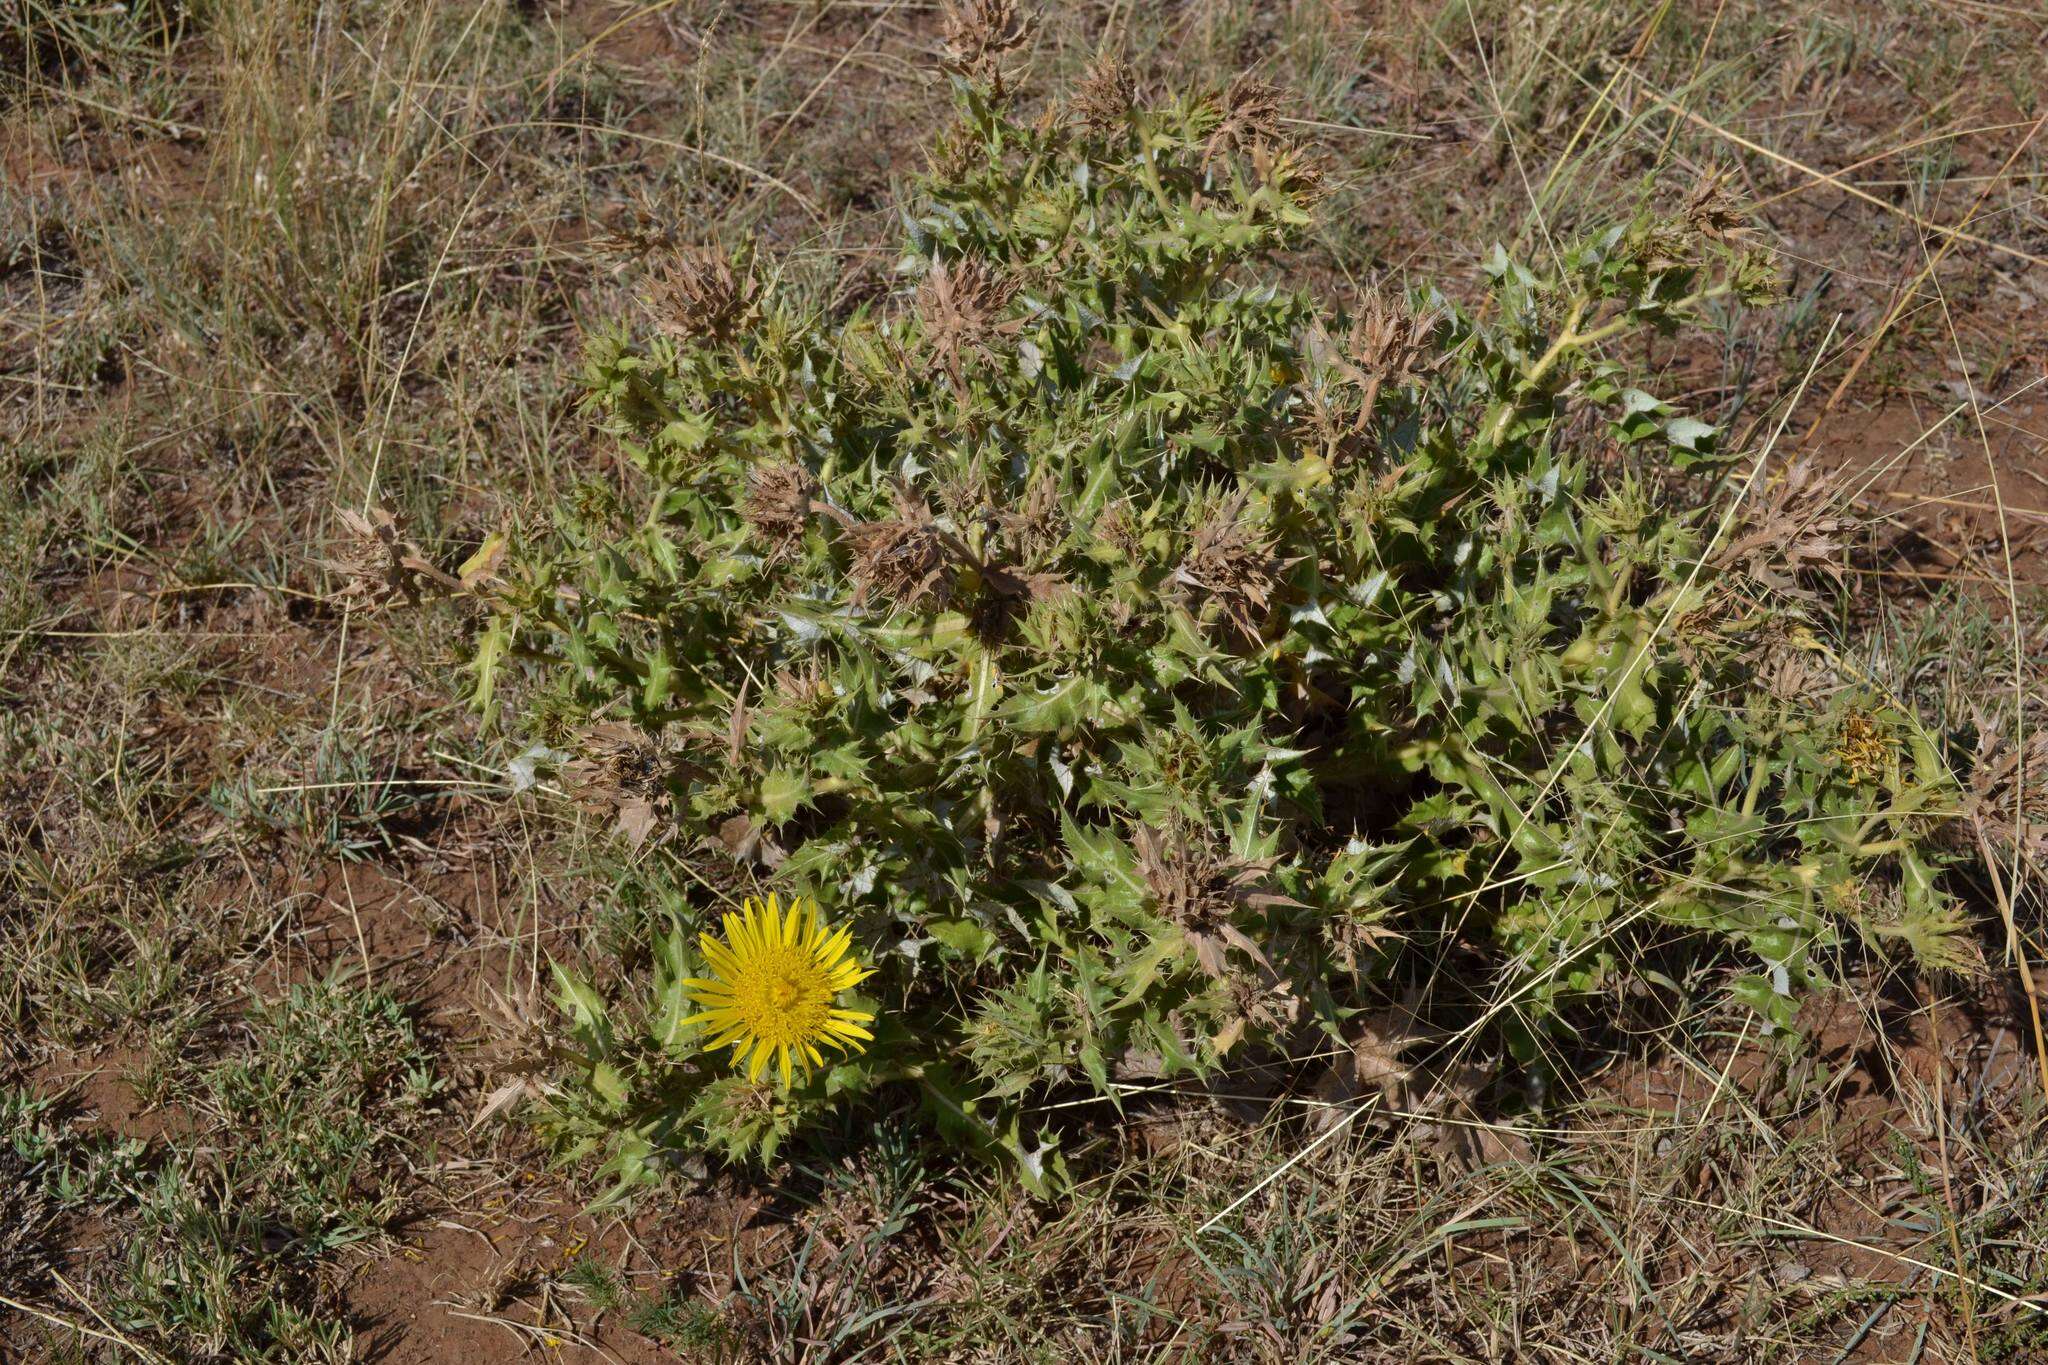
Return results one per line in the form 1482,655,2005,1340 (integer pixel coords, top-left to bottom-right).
484,75,1967,1192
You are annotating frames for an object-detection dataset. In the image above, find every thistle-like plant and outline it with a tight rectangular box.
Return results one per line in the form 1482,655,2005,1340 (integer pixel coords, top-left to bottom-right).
478,68,1965,1195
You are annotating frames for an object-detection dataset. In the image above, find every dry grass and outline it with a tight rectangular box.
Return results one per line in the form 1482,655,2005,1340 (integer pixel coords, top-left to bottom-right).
4,0,2047,1360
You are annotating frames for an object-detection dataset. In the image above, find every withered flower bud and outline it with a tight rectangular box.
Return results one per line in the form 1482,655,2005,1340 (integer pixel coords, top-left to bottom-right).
323,505,459,608
846,483,963,611
1684,168,1751,242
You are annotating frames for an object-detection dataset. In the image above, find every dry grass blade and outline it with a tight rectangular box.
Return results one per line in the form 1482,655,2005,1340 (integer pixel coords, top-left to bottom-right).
1626,67,2048,273
1804,106,2048,443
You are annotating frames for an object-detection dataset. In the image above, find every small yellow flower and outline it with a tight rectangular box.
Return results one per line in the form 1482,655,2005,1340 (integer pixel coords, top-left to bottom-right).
683,895,874,1086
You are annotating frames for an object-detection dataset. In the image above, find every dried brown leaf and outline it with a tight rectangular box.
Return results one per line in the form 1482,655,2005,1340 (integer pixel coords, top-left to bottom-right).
322,504,459,608
1709,459,1851,599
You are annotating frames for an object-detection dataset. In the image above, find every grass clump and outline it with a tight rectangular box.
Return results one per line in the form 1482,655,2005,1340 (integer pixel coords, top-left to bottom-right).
478,67,1969,1194
2,975,433,1361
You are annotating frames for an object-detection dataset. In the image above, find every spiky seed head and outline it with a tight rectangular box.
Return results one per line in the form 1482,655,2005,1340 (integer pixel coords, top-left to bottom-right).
846,483,960,611
1003,470,1069,564
1132,823,1291,979
571,478,621,526
1090,499,1142,562
771,662,834,714
1743,624,1826,702
1347,288,1440,384
940,0,1031,94
562,721,683,848
1684,168,1750,242
1070,52,1138,135
1171,490,1289,643
646,245,759,345
917,255,1021,392
1206,74,1287,162
1135,823,1245,930
933,460,996,532
926,117,985,184
323,504,454,608
744,461,818,549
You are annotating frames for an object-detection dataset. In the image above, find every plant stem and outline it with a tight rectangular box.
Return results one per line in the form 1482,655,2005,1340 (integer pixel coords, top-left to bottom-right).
1487,281,1737,445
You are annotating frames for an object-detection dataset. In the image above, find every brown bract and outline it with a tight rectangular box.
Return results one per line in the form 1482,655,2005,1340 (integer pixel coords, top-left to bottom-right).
1171,491,1291,643
1346,290,1440,383
646,245,759,346
917,255,1022,395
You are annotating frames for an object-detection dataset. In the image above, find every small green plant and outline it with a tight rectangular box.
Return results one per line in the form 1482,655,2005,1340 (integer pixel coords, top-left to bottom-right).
480,60,1968,1193
628,1288,749,1360
561,1254,630,1312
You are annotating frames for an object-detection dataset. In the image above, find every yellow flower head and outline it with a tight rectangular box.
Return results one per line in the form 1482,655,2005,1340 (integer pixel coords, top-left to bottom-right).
683,895,874,1086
